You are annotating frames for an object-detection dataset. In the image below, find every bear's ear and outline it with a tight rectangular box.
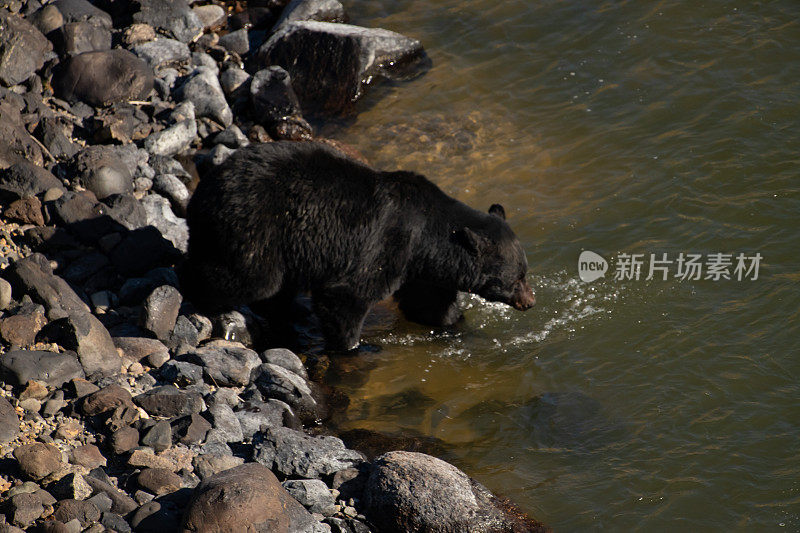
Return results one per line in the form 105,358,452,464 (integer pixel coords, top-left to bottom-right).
489,204,506,220
455,227,484,255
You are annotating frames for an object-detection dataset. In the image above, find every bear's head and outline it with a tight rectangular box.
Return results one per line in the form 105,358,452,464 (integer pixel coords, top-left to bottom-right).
459,204,536,311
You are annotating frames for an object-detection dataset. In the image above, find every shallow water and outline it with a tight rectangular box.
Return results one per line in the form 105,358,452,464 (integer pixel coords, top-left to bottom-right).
321,1,800,530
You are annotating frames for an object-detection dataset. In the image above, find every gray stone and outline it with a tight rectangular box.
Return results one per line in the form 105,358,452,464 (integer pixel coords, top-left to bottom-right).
185,341,260,387
4,253,89,320
261,347,307,379
101,512,131,533
39,312,121,378
250,65,303,125
218,28,248,55
0,396,20,444
282,479,337,516
0,161,64,201
47,471,93,500
219,65,250,96
141,285,182,341
72,145,133,199
110,426,139,455
113,336,170,366
0,101,44,168
192,4,225,30
191,51,218,74
160,360,203,385
53,499,101,527
177,67,233,127
253,427,363,479
141,193,189,252
84,475,138,515
153,173,190,212
206,402,243,443
68,444,106,469
132,38,190,69
214,125,249,148
236,399,295,439
272,0,345,33
144,118,196,157
30,4,64,35
133,0,204,43
87,492,113,513
172,413,211,445
54,49,154,107
141,419,172,453
0,11,52,86
81,384,134,416
206,143,235,166
252,363,321,422
0,350,84,388
52,0,112,29
134,385,204,418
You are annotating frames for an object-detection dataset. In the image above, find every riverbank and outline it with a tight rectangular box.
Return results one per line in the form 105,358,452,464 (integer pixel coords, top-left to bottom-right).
0,0,548,531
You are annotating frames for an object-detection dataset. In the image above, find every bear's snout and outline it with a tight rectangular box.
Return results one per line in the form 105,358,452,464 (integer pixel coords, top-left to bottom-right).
512,280,536,311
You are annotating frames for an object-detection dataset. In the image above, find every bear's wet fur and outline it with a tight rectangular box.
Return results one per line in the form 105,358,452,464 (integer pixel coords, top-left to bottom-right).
182,141,535,351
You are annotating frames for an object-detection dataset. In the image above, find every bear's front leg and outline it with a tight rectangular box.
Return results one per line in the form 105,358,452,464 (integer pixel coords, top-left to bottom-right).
395,280,463,327
312,285,373,351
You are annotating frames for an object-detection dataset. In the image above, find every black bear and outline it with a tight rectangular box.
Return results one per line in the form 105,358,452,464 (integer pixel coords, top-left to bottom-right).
182,141,535,350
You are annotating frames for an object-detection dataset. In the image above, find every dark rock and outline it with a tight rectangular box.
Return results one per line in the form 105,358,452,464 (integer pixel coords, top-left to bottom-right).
141,419,172,452
101,512,132,533
253,426,363,479
61,251,109,283
82,384,134,416
0,102,44,168
0,396,20,444
131,500,181,532
69,377,99,398
36,116,81,159
47,471,93,500
213,125,249,148
272,0,345,33
140,284,182,341
104,192,148,230
110,425,140,454
261,347,307,378
84,474,139,515
133,0,203,43
54,49,154,107
113,336,169,365
251,362,323,423
205,402,243,443
109,226,182,277
0,162,62,202
87,492,113,513
118,267,179,305
249,66,309,138
30,4,65,35
91,104,152,144
171,413,211,445
218,29,248,55
132,38,190,69
282,479,337,516
184,341,260,387
141,193,189,252
167,314,200,354
53,499,101,527
0,300,47,347
160,360,203,385
4,196,45,226
191,51,218,73
39,312,121,378
57,21,112,55
52,0,113,29
152,173,189,213
134,385,203,418
8,492,44,528
0,11,52,87
181,462,319,533
13,442,63,480
0,350,84,387
177,67,233,127
0,277,11,310
137,467,182,495
107,403,140,431
68,444,106,469
219,65,249,97
235,399,296,438
4,253,89,320
72,145,133,200
256,21,426,116
209,309,259,346
205,143,235,166
148,155,191,182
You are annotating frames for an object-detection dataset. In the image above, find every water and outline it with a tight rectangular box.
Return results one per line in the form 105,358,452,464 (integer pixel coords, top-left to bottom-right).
319,1,800,530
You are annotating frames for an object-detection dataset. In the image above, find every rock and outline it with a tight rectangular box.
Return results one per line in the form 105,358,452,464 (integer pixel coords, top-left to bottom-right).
251,363,322,423
30,4,65,35
205,143,235,166
54,49,154,106
191,453,243,480
81,384,134,416
123,23,156,46
113,336,170,366
249,66,306,133
141,285,182,341
0,101,44,168
256,21,426,116
282,479,337,516
167,315,201,354
43,389,67,417
109,226,182,277
4,254,90,320
172,413,211,445
152,173,190,212
52,0,113,29
192,4,226,30
91,104,152,144
134,385,203,418
272,0,345,33
62,252,110,284
47,190,120,244
58,20,112,55
8,492,44,528
191,51,218,74
261,347,307,378
141,419,172,452
185,341,260,387
137,467,182,495
205,402,243,443
177,67,233,127
101,512,132,533
0,301,47,347
83,474,138,515
53,499,101,527
4,196,44,226
110,426,140,454
236,399,295,439
72,145,134,200
132,38,191,69
141,193,189,252
47,471,93,500
219,65,249,96
160,360,202,385
133,0,203,43
36,116,81,159
181,462,319,533
0,11,52,86
39,312,122,378
87,492,113,513
131,500,181,532
144,118,197,157
0,350,84,387
69,444,106,469
253,427,363,479
0,277,11,310
0,396,20,444
218,28,248,55
213,125,249,148
13,442,63,480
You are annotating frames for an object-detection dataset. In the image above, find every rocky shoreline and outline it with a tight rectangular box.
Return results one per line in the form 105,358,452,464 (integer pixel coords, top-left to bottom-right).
0,0,549,531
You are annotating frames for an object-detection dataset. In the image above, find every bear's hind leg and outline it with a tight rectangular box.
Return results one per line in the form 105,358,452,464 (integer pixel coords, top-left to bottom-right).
312,284,373,351
395,280,462,327
251,284,299,348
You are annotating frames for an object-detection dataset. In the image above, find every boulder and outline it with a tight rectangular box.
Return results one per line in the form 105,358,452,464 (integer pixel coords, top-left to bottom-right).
0,12,52,86
253,426,363,479
13,442,63,480
0,350,84,387
39,312,121,378
54,49,154,106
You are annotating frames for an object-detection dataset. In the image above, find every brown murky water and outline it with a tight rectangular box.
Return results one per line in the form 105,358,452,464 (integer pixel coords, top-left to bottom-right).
319,1,800,530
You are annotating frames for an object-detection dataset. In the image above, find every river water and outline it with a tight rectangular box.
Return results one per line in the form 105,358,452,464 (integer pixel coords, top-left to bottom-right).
320,1,800,530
